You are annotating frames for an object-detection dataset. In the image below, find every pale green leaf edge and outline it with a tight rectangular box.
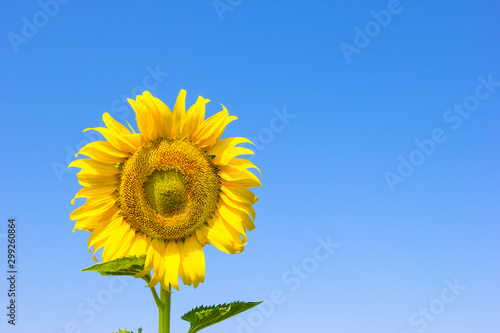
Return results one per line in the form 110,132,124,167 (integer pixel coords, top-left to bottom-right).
81,255,146,276
181,301,263,333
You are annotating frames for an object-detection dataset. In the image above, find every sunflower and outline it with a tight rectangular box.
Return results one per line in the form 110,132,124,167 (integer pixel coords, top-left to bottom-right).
69,90,261,291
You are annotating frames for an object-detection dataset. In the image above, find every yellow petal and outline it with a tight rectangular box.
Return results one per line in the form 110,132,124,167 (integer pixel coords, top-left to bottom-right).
69,158,118,175
195,225,210,245
221,182,259,205
87,213,122,257
171,89,187,139
73,205,119,232
216,208,247,242
195,107,236,148
128,90,172,141
220,192,256,221
147,239,165,287
136,91,172,140
212,146,255,166
208,137,252,154
76,141,128,163
75,174,117,188
177,241,193,287
125,233,148,257
137,93,161,139
128,97,154,141
219,165,262,188
70,197,115,220
198,105,238,148
101,221,131,262
149,92,174,138
134,242,155,279
182,96,210,141
102,112,132,136
110,227,136,260
206,214,244,254
227,158,262,178
217,200,255,236
179,235,205,287
71,185,116,205
83,127,137,153
163,241,181,291
208,137,255,166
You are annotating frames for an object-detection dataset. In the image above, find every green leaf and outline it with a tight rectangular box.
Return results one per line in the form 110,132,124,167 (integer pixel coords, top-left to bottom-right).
181,301,263,333
82,255,146,276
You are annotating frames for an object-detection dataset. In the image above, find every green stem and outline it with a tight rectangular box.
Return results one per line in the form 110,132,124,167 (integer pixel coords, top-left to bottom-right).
143,274,162,309
150,286,162,309
158,284,171,333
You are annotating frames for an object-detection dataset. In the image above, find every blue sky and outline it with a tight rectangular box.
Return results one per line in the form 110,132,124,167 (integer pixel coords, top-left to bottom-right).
1,1,500,332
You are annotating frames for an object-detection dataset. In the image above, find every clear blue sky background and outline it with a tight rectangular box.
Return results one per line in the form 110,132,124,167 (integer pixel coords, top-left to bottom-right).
1,1,499,332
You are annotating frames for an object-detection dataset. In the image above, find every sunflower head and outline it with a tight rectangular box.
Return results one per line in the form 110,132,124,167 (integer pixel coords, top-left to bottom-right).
70,90,261,290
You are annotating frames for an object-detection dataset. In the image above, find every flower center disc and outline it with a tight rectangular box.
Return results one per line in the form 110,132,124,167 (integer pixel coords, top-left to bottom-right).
144,170,188,216
118,139,220,240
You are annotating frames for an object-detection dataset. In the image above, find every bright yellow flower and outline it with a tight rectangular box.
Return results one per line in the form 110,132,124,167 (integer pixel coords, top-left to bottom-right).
70,90,261,291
